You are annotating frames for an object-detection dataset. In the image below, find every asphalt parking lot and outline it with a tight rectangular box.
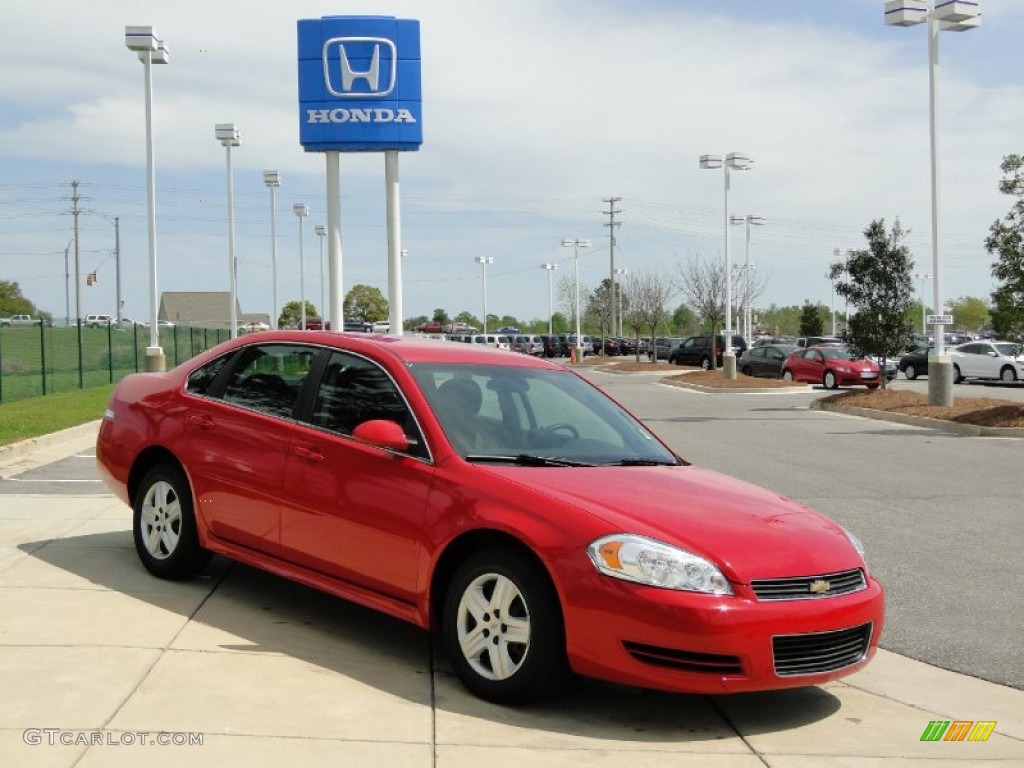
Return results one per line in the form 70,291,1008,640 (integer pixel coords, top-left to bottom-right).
1,375,1022,766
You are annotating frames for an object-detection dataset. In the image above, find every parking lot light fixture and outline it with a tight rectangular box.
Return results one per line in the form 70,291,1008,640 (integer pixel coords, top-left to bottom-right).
561,238,590,358
125,25,168,371
884,0,981,406
263,171,281,329
915,271,932,335
730,214,765,341
215,124,241,338
294,204,309,329
542,263,558,335
474,256,494,335
701,152,754,378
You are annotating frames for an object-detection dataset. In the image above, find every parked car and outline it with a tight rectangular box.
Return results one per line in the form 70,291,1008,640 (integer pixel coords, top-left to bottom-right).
951,340,1024,383
413,321,444,334
668,335,749,369
301,317,329,331
796,336,842,348
511,335,544,355
898,346,932,380
96,332,883,705
648,337,684,362
3,314,41,327
781,345,881,389
738,343,798,378
85,313,114,328
869,356,899,381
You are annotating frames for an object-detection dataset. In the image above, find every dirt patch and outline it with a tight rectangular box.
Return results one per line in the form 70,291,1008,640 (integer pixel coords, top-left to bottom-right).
821,388,1024,428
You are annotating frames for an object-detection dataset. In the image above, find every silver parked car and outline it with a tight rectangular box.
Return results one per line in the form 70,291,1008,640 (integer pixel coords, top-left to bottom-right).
950,341,1024,383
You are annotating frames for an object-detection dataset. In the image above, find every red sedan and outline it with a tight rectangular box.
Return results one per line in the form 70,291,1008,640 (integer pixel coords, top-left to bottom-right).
781,345,882,389
96,332,884,704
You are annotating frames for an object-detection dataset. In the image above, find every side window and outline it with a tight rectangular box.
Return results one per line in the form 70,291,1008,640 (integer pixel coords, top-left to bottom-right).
186,353,233,395
221,344,315,418
312,351,424,455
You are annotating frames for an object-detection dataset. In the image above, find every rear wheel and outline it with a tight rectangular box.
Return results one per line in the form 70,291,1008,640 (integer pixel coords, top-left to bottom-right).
953,364,963,384
904,364,917,380
782,369,794,382
133,465,211,580
741,365,754,377
443,548,568,705
700,356,711,371
823,370,839,390
1000,366,1018,383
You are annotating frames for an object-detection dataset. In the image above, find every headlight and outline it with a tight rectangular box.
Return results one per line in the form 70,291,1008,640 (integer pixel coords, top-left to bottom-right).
843,527,865,557
587,534,733,595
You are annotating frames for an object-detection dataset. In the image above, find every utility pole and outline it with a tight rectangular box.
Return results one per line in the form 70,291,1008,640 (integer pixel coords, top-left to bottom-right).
114,216,122,323
71,180,83,388
602,197,623,339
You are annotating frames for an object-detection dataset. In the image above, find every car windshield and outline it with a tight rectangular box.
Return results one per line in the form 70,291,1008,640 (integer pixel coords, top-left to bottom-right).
994,343,1022,357
409,363,680,466
820,347,858,361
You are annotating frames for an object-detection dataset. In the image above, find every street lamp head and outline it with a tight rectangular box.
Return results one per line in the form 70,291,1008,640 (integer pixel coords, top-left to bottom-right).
263,170,281,188
729,215,746,226
542,263,558,271
699,154,723,169
151,40,170,64
749,215,766,226
314,224,326,237
215,123,240,147
125,26,159,51
725,152,754,170
884,0,929,26
293,203,309,218
474,256,493,265
614,267,629,276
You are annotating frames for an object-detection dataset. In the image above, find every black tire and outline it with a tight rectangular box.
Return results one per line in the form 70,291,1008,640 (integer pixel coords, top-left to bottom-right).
741,366,754,377
782,369,794,383
699,356,711,371
823,370,839,390
953,364,963,384
904,364,917,380
1000,366,1018,383
442,548,568,705
133,465,211,580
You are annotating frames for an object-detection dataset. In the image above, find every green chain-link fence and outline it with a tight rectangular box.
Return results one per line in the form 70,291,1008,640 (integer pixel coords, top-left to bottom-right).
0,324,230,405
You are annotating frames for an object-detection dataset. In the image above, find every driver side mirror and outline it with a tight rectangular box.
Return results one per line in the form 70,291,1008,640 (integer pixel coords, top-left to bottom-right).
352,420,410,452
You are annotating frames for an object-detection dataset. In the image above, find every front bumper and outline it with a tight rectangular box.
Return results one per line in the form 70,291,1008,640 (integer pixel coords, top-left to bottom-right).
560,568,885,694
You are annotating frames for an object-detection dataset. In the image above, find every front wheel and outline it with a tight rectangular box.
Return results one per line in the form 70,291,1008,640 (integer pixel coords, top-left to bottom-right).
904,364,917,380
133,465,211,580
699,356,711,371
782,369,794,382
442,548,568,705
1000,366,1018,383
823,370,839,390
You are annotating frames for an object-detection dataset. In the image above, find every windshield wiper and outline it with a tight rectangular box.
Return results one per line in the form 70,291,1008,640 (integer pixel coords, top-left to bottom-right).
603,458,683,466
464,454,596,467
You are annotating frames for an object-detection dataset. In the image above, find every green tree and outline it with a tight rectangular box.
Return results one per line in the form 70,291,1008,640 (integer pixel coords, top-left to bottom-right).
670,303,699,336
550,312,569,333
278,300,318,329
986,154,1024,340
948,296,991,333
830,218,915,388
761,304,808,336
452,310,480,330
405,314,428,331
431,307,450,324
799,302,825,336
0,280,39,317
344,284,388,322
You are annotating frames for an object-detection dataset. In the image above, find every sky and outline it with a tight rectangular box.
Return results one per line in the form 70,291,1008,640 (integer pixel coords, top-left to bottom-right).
1,0,1022,327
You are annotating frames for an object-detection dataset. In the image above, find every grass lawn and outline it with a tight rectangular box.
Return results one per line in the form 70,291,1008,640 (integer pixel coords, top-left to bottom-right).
0,385,114,446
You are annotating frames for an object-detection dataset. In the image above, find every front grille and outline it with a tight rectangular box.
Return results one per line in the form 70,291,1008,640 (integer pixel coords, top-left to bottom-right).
750,569,866,601
623,641,743,675
773,623,872,676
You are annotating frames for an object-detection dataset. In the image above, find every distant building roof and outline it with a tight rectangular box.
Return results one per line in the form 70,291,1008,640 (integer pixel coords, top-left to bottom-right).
159,292,241,330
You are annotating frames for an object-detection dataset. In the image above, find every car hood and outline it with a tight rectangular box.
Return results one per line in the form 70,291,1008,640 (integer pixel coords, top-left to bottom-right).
482,463,862,581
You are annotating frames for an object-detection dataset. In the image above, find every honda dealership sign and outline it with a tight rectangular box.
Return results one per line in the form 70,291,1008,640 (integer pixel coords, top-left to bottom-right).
297,16,422,152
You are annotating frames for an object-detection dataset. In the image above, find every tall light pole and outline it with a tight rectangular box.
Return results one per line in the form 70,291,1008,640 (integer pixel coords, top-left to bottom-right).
614,267,629,336
215,124,241,338
294,204,309,329
730,214,765,341
124,26,168,371
826,272,837,336
263,170,281,329
542,263,558,335
885,0,980,406
834,248,855,331
700,152,753,379
315,224,327,324
915,271,933,335
474,256,494,335
561,238,590,360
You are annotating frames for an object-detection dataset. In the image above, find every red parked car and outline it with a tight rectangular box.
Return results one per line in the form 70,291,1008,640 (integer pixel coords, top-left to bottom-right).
781,345,882,389
96,332,884,704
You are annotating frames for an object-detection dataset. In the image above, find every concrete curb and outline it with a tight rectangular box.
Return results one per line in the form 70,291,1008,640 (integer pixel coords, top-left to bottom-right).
660,377,811,394
813,401,1024,438
0,420,102,464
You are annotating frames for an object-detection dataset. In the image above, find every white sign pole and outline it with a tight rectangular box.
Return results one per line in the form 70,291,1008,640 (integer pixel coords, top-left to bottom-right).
326,151,343,328
385,150,403,335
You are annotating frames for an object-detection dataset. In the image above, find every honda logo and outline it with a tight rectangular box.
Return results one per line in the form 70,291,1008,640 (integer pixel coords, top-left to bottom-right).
322,37,396,98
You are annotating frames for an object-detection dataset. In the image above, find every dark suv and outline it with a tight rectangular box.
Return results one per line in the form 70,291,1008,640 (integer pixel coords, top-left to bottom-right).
668,334,748,369
648,337,684,361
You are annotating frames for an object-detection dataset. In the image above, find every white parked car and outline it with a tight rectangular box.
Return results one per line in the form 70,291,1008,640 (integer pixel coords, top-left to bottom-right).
85,313,113,328
951,341,1024,383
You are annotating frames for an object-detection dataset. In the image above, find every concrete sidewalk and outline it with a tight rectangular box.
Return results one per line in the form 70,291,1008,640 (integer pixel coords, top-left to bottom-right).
1,428,1021,766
